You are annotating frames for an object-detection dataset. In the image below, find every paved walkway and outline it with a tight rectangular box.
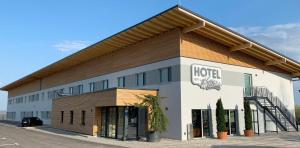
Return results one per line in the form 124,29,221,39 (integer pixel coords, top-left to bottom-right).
1,122,299,148
25,126,300,148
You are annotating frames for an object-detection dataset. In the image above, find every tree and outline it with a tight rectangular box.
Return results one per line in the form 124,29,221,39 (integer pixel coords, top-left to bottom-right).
244,100,253,130
216,99,226,132
136,95,168,132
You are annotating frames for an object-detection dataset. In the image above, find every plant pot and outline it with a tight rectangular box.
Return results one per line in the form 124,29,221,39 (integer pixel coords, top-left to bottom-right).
244,130,254,137
217,132,228,140
147,131,161,142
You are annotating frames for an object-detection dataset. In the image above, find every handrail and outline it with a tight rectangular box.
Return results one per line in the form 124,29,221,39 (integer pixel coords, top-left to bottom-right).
244,86,298,131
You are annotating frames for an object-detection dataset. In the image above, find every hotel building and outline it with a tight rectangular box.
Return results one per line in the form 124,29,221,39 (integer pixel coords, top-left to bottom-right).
2,6,299,140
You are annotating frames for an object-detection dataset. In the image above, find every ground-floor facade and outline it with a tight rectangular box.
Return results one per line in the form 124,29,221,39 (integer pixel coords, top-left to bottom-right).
6,57,298,140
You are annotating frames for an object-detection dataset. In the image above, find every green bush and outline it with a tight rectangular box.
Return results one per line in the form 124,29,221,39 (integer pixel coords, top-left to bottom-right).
216,99,226,132
244,100,253,130
296,105,300,125
136,95,169,132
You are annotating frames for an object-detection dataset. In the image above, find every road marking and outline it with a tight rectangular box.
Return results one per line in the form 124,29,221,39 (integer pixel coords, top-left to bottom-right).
0,143,19,147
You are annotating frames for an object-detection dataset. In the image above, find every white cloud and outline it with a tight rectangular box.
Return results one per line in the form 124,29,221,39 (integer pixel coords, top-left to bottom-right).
53,40,90,52
230,23,300,61
0,81,4,87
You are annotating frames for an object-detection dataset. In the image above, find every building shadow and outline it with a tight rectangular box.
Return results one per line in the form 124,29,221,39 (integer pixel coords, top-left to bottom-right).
33,126,90,137
212,145,275,148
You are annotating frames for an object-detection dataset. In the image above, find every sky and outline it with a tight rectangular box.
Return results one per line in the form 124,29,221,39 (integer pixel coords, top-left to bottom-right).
1,0,300,111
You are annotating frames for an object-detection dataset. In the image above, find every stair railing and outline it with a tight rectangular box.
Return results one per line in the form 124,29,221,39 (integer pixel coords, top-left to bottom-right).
244,86,298,131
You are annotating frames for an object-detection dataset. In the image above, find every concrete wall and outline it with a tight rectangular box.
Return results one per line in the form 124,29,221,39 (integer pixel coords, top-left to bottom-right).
179,57,295,140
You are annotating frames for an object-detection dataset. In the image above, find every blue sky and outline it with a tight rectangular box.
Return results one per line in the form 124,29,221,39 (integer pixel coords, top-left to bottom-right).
1,0,300,111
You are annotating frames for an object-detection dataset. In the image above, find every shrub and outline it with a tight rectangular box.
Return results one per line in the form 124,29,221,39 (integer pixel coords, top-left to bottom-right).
216,99,226,132
244,100,253,130
136,95,169,132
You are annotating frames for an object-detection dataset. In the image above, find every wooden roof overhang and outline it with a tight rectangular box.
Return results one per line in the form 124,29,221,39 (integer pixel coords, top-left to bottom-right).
2,5,300,91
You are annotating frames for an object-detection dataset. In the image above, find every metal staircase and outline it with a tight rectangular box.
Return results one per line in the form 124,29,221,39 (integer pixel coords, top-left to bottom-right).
244,86,298,132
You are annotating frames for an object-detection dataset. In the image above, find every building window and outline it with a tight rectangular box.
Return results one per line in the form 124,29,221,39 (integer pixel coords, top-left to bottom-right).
41,92,45,101
89,82,95,92
79,85,83,94
160,67,172,83
118,77,125,88
70,111,74,125
61,111,64,124
41,111,51,119
7,112,16,120
8,99,12,105
48,91,54,100
81,110,86,126
29,94,39,103
137,72,146,86
16,97,23,104
103,80,109,89
69,87,74,95
69,85,83,96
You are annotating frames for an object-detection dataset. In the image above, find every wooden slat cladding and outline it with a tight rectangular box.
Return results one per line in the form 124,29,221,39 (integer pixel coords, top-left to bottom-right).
180,32,289,74
52,88,157,136
9,29,180,97
42,29,181,90
8,80,40,98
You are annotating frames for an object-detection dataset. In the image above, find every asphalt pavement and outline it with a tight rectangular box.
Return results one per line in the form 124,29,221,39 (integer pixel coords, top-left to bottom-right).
0,123,124,148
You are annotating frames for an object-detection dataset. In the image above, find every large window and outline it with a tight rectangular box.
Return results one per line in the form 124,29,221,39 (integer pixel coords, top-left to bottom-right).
41,111,51,120
81,110,86,126
7,112,16,120
29,94,39,103
244,74,253,96
69,85,83,96
70,111,74,125
160,67,172,83
103,80,109,89
137,73,145,86
118,77,125,88
89,82,95,92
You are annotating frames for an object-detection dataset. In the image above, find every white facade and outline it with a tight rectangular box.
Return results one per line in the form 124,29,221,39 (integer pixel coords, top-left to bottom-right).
7,57,296,140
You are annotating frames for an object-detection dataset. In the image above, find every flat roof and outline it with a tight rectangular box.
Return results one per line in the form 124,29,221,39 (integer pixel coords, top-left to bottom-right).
2,5,300,91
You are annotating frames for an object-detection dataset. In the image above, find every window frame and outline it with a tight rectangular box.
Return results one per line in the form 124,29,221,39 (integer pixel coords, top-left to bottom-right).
118,77,125,88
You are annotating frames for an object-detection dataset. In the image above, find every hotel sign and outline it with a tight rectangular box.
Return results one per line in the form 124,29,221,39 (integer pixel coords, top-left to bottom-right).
191,64,222,90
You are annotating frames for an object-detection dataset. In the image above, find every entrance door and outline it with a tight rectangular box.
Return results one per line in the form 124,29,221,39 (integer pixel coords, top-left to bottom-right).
225,110,237,135
127,107,138,139
192,110,211,138
192,110,202,137
108,107,117,138
202,110,210,137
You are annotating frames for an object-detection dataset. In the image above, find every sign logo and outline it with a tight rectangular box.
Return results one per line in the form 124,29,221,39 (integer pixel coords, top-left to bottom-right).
191,64,222,90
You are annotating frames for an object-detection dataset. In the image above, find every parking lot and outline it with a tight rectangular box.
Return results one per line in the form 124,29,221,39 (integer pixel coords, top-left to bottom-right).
0,122,123,148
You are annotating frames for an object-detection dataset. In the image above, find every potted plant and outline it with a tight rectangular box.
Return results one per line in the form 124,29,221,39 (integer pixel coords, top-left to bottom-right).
244,100,254,137
136,95,168,142
216,99,228,140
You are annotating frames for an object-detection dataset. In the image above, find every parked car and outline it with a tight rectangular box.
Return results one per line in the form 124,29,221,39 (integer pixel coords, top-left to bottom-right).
21,117,43,127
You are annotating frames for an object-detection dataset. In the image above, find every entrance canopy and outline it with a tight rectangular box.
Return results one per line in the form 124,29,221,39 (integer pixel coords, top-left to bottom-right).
53,88,158,107
51,88,157,136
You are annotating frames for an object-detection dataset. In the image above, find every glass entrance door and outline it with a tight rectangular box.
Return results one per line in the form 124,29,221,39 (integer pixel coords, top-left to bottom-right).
192,110,211,138
192,110,202,137
202,110,210,137
225,110,237,135
108,107,117,138
127,107,138,139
